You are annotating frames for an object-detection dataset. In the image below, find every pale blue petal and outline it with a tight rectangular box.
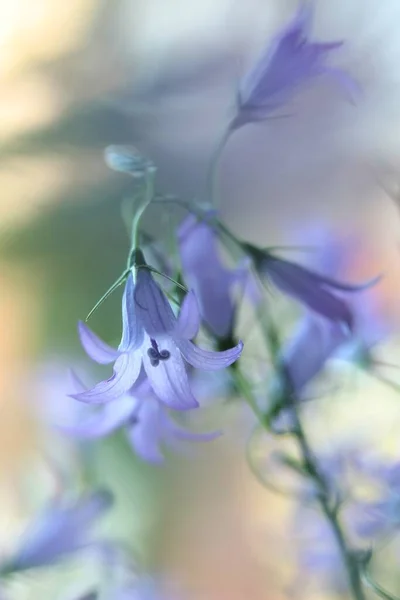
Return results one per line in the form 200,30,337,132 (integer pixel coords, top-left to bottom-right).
119,273,144,351
177,339,243,371
70,352,141,404
78,321,119,365
175,291,200,339
58,395,138,439
134,269,176,336
142,336,198,410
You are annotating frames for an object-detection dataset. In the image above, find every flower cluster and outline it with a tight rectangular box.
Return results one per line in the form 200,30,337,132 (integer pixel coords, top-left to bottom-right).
4,5,398,600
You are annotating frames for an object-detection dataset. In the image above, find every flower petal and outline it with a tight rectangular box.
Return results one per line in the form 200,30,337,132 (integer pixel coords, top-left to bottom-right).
134,269,176,336
70,353,141,404
142,336,198,410
78,321,119,365
10,490,112,571
119,273,144,351
265,258,354,326
68,369,87,394
177,339,243,371
57,395,138,439
175,291,200,339
278,317,348,396
126,398,165,464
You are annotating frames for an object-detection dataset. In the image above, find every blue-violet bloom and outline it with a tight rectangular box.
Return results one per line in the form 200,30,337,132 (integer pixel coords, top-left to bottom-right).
3,490,112,572
230,5,357,131
254,250,379,329
178,214,260,338
61,371,221,464
72,269,243,410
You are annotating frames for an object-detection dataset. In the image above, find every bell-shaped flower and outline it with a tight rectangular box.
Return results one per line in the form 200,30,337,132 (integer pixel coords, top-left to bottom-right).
59,372,221,465
178,214,261,338
230,5,357,131
253,249,379,329
72,270,243,410
2,490,112,573
277,315,349,399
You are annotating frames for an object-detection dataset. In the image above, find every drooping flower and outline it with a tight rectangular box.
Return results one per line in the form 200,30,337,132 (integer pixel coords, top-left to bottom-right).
250,246,379,329
230,5,357,131
276,315,349,400
2,490,112,573
177,214,261,338
353,463,400,539
72,267,243,410
57,371,221,464
289,225,390,365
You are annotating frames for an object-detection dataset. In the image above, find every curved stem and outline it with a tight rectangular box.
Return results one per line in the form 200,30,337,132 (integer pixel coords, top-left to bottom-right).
126,172,155,270
362,564,399,600
207,127,232,209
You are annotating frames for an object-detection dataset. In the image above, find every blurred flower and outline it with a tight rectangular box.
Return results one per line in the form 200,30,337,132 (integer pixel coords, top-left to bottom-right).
72,270,243,410
2,490,112,573
294,509,347,593
60,371,220,465
230,5,356,131
276,315,349,400
290,226,389,365
353,463,400,539
178,214,260,338
111,577,173,600
249,245,379,328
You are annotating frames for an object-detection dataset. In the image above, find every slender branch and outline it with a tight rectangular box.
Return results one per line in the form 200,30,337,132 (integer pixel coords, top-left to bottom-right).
207,128,232,210
289,403,366,600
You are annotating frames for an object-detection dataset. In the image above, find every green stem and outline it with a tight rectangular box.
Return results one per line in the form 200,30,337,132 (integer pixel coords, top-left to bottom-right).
126,172,155,270
362,564,399,600
207,128,232,209
289,404,366,600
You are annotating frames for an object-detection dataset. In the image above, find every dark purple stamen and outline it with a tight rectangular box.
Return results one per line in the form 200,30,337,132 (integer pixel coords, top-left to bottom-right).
147,339,171,367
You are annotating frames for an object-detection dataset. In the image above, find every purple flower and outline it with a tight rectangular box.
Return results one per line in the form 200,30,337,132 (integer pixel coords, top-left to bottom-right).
72,269,243,410
178,214,260,338
257,251,378,329
275,315,349,400
289,226,389,363
111,577,177,600
353,463,400,538
230,5,357,131
59,371,221,464
294,509,347,593
4,490,112,572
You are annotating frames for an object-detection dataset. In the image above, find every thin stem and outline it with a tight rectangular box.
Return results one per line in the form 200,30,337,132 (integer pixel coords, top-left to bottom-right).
289,404,366,600
207,127,232,210
362,564,399,600
126,172,155,270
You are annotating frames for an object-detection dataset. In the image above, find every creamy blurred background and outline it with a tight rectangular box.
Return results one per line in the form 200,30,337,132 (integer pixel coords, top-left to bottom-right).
2,0,400,598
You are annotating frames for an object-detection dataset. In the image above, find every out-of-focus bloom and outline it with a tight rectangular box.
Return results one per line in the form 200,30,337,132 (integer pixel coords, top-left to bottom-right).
104,145,156,177
72,270,243,410
294,510,347,593
276,315,349,399
251,247,379,329
3,490,112,573
111,577,172,600
290,226,389,365
353,463,400,538
60,372,220,465
230,5,356,131
178,214,261,338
